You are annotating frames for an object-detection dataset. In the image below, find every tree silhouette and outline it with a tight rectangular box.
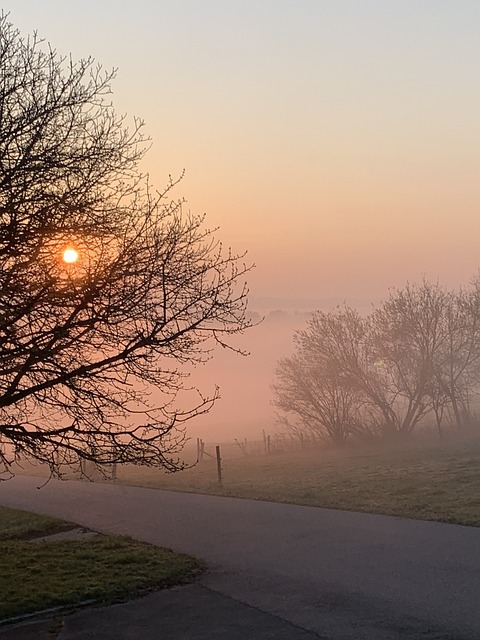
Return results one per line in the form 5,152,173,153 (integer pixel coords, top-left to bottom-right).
0,16,251,478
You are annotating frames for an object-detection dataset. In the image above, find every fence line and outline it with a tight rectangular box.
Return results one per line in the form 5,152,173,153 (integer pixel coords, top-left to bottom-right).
195,431,323,462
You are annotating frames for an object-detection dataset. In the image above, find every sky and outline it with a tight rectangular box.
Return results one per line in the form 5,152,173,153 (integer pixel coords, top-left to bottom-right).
3,1,480,437
4,0,480,306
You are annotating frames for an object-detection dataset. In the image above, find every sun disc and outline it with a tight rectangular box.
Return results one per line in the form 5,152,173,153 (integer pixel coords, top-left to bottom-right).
63,247,79,264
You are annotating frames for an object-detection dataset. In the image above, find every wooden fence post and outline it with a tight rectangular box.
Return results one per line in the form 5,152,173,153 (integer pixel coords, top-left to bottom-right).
216,445,223,485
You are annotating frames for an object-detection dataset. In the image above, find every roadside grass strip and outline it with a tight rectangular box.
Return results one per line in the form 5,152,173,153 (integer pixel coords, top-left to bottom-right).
0,507,204,621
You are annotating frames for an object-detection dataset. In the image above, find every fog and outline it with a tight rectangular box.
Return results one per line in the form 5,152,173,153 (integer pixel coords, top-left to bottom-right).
185,297,352,442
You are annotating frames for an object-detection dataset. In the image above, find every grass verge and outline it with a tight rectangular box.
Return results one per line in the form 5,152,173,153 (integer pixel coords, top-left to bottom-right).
0,506,204,621
117,436,480,527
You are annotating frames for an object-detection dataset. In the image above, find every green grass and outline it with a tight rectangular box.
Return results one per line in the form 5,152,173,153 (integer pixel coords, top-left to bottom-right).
0,506,74,541
0,506,204,621
116,436,480,527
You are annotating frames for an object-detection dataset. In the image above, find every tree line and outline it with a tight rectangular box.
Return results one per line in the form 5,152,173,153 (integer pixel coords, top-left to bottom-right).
273,279,480,445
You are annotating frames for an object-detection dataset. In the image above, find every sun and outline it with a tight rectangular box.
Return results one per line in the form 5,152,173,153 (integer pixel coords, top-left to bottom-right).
62,247,79,264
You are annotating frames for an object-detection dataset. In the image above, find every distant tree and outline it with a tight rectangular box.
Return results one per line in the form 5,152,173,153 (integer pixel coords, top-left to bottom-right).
273,280,480,445
373,280,480,435
369,281,447,436
432,279,480,431
0,17,251,478
272,308,373,445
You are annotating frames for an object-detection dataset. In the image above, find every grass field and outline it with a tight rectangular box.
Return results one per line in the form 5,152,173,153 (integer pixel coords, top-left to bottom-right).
115,435,480,527
0,506,204,621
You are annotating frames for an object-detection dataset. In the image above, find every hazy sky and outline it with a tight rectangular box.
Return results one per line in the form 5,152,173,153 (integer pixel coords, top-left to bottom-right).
4,1,480,304
4,2,480,437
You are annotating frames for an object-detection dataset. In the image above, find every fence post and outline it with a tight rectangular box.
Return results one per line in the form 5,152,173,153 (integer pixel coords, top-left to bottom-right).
216,445,223,485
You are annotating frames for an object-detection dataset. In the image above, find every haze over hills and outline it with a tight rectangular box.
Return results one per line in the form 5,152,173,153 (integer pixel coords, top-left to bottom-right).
250,296,377,314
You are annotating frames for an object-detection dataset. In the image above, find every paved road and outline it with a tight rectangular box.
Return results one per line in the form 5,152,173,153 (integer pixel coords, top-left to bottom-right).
1,475,480,639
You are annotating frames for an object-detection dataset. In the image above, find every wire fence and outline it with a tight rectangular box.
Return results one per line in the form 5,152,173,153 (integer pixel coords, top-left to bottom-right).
196,430,324,462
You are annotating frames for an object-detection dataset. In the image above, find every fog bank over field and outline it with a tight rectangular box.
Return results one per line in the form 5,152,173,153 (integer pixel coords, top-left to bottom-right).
186,296,370,442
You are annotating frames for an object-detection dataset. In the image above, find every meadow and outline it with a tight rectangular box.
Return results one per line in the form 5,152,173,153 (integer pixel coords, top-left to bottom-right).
116,434,480,528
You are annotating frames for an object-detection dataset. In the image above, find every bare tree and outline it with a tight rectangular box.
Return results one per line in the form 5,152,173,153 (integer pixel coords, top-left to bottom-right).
369,281,448,436
273,309,372,446
273,281,480,445
432,280,480,431
0,17,251,478
374,280,480,435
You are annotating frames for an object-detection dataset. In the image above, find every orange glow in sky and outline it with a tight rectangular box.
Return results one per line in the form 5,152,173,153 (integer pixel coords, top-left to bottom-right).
6,1,480,305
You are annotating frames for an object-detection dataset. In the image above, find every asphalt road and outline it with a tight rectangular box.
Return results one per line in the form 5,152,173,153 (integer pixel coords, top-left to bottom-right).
1,475,479,639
